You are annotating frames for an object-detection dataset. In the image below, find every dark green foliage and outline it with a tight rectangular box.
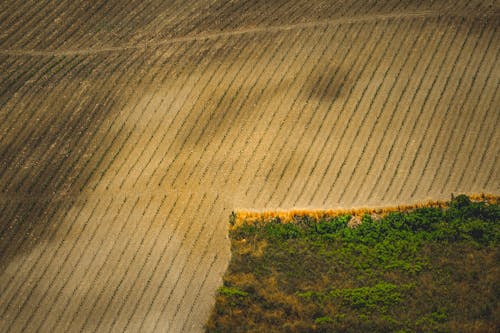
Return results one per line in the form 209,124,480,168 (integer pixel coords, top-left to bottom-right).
298,282,404,313
263,219,301,240
207,196,499,332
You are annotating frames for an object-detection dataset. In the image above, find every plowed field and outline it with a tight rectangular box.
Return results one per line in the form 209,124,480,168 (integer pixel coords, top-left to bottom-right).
0,1,498,332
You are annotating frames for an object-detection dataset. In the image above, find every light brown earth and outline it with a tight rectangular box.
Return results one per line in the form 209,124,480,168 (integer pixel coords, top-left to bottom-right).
0,1,499,332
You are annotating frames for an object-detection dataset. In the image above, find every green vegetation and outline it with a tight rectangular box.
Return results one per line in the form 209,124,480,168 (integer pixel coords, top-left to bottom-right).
206,195,499,332
218,286,249,298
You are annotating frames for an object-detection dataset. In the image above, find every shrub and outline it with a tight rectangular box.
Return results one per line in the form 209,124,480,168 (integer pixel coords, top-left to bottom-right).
218,286,249,297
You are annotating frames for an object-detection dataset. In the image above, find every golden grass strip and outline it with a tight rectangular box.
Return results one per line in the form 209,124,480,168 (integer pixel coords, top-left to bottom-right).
232,193,499,229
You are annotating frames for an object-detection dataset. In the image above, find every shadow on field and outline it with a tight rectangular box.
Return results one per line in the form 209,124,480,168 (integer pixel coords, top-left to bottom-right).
178,61,348,149
301,65,350,106
0,58,123,269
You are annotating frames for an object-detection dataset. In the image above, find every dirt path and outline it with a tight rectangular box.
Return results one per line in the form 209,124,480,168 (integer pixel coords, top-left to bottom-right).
0,10,439,56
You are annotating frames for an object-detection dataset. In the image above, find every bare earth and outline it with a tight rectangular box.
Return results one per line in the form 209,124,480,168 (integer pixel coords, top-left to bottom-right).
0,1,499,332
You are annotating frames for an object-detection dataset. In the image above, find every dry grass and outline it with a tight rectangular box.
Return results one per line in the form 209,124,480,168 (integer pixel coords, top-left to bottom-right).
232,193,499,228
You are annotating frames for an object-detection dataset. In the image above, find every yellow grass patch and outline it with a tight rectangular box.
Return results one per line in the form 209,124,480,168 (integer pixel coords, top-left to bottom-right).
232,193,499,229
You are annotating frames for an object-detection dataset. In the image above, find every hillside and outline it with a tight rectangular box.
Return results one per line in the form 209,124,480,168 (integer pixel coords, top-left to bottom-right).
0,1,499,332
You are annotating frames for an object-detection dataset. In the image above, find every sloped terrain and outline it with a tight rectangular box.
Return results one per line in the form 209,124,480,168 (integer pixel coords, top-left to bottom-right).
0,1,498,332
